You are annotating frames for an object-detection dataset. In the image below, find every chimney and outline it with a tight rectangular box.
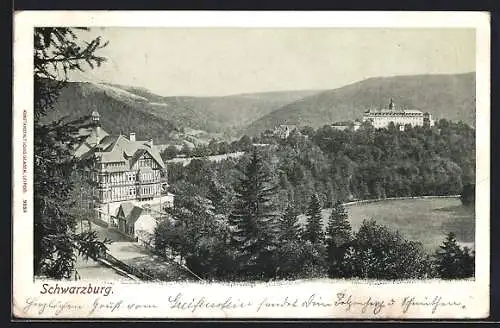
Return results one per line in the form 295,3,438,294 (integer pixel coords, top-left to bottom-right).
129,132,136,142
150,138,153,146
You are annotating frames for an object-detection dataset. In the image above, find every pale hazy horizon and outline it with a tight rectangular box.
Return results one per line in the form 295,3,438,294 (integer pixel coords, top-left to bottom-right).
70,28,476,97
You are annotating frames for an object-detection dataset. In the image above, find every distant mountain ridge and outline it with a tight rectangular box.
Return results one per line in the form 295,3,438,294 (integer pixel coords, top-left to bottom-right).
43,73,475,143
45,80,322,143
243,72,476,136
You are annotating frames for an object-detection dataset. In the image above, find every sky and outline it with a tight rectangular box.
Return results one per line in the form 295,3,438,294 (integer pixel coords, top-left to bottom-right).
70,28,476,97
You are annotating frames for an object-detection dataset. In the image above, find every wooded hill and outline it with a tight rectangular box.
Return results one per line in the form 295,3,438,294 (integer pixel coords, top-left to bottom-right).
44,80,321,143
243,73,475,136
44,73,475,142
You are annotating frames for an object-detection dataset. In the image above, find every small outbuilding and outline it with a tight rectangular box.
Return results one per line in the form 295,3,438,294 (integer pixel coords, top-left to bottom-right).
115,202,158,245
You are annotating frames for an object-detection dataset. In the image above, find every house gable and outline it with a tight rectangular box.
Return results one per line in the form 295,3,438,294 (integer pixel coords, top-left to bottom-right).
130,149,163,170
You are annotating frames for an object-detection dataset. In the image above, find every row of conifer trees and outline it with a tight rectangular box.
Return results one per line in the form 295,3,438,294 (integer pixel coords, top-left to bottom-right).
154,148,474,281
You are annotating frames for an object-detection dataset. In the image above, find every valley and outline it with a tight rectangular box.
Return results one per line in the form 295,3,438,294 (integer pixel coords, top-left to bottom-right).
44,72,475,145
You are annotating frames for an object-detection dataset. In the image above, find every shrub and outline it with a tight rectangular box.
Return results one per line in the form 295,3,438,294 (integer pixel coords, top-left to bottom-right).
345,219,434,279
460,183,475,206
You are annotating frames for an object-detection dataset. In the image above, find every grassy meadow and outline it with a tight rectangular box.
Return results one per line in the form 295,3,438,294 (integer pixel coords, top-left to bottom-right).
299,197,475,252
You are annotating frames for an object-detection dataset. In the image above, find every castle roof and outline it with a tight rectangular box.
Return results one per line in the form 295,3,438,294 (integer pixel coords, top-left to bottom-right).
403,109,423,114
363,98,424,115
364,107,423,115
277,124,297,129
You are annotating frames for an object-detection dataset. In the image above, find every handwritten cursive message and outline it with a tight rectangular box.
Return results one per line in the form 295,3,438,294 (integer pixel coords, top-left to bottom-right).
19,290,468,317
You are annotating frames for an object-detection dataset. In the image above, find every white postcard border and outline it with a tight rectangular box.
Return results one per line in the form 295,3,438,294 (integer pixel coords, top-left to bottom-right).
12,11,491,319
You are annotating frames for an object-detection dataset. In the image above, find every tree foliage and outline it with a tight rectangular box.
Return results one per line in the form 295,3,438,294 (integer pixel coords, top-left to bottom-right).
460,183,475,207
154,182,233,280
162,122,475,281
250,121,475,212
228,148,280,279
279,203,301,242
34,28,109,279
207,175,232,216
434,232,475,279
326,201,353,277
345,219,434,279
303,194,324,244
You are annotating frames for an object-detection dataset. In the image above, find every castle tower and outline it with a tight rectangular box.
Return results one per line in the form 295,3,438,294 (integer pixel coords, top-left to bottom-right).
389,98,394,111
91,110,101,147
423,112,434,127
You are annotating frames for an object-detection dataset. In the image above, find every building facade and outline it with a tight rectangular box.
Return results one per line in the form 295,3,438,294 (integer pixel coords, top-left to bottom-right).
331,120,362,131
362,99,434,130
78,111,169,223
274,124,297,139
114,202,158,245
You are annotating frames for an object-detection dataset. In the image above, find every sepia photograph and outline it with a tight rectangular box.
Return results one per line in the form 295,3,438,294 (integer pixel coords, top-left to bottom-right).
12,11,490,319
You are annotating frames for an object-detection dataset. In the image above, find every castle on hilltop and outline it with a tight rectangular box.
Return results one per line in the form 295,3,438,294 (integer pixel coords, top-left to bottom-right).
362,98,434,130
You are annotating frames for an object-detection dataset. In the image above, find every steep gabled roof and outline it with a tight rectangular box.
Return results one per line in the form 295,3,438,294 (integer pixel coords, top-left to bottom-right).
107,135,134,157
119,202,135,217
99,135,119,152
147,145,165,169
76,127,109,146
76,129,166,169
129,145,165,170
74,143,91,158
99,150,127,163
126,206,144,225
117,202,144,225
130,148,147,167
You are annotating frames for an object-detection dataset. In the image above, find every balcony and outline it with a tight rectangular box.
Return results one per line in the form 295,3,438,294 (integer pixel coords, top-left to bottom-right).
97,184,111,191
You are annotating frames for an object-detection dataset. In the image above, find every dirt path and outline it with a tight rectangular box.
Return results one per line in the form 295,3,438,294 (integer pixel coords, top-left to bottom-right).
75,255,132,280
107,242,194,281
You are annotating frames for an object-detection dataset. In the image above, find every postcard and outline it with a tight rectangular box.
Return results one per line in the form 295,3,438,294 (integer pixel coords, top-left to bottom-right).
12,10,490,319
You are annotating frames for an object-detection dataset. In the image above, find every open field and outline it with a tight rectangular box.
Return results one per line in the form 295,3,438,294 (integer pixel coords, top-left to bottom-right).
165,151,245,167
299,197,475,252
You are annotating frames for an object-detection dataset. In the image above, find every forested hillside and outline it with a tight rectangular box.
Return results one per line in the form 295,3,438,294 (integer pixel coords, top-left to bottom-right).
43,73,474,143
243,73,475,136
43,80,321,143
168,119,475,214
41,81,179,143
159,120,475,281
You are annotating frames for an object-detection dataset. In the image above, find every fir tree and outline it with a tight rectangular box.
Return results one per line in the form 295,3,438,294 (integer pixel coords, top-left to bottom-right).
303,194,324,244
326,201,352,276
34,28,109,279
156,182,234,279
326,201,352,247
207,175,231,216
279,203,301,242
434,232,473,279
228,148,280,279
461,246,475,277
